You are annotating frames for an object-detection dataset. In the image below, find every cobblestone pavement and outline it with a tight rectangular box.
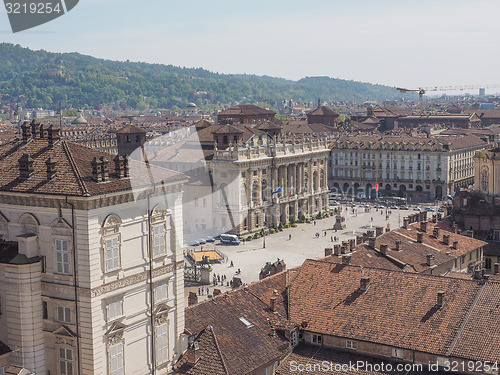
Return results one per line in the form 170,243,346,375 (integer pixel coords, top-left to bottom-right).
184,203,437,302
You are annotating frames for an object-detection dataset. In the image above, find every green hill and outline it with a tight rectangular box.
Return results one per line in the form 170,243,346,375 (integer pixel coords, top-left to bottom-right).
0,43,403,111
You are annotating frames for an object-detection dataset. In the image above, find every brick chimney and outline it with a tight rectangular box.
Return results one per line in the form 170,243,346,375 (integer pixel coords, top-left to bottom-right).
437,291,445,308
443,234,450,245
465,230,474,238
420,221,427,233
18,154,34,179
403,217,409,229
360,276,370,291
325,248,333,256
188,292,198,306
368,237,376,249
494,263,499,275
426,254,434,266
375,227,383,237
452,240,459,250
30,119,40,139
47,125,60,147
45,158,57,180
417,232,424,243
380,243,388,255
433,227,440,239
21,121,31,142
113,154,129,179
91,156,110,182
333,244,341,256
186,341,200,366
473,268,482,280
39,124,48,139
395,240,401,251
342,254,351,265
270,296,277,312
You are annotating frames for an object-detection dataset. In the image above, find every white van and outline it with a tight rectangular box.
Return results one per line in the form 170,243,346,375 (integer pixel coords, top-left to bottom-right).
219,234,240,245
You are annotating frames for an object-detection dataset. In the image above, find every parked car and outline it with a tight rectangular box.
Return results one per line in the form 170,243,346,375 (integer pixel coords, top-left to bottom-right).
425,207,435,212
197,238,207,245
390,205,398,209
189,240,200,246
204,236,216,243
413,206,421,211
400,206,409,210
438,207,444,212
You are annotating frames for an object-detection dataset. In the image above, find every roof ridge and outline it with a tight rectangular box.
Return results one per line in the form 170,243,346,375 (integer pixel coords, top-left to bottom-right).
447,282,487,356
208,325,230,375
62,141,90,196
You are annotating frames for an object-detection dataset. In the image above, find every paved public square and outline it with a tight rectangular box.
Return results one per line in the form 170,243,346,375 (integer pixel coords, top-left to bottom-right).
184,204,433,301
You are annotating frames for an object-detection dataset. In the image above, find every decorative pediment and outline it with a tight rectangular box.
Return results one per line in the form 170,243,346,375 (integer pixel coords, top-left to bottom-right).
53,325,77,338
151,205,170,224
102,214,122,236
154,303,171,325
50,218,72,229
106,321,126,345
18,213,39,226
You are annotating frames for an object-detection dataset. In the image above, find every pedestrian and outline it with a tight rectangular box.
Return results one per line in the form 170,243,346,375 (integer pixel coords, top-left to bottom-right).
202,286,205,295
331,236,333,242
289,234,292,240
198,288,201,296
324,231,327,236
230,260,234,267
207,287,209,295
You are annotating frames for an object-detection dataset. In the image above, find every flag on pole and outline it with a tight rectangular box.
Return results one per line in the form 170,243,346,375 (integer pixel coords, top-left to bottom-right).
272,186,282,195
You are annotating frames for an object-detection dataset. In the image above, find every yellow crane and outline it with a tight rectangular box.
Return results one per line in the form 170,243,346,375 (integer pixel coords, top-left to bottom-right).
397,85,500,114
258,98,294,110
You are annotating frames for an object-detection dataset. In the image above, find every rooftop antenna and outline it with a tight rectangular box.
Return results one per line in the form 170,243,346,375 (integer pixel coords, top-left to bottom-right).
15,102,20,134
57,102,62,128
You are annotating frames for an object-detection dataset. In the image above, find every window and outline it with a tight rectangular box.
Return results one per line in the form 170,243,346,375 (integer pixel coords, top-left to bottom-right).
55,239,70,275
239,317,254,328
155,283,168,303
485,258,492,270
156,323,169,365
43,301,48,319
109,342,124,375
312,334,322,344
153,224,166,257
105,236,120,271
57,306,71,323
345,340,357,350
391,348,403,358
59,348,73,375
107,300,123,321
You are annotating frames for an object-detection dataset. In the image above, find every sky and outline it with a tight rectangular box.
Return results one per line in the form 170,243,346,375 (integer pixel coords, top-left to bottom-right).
2,0,500,94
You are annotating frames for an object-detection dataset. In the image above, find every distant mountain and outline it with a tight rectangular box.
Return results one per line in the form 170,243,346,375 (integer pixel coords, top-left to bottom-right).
0,43,403,111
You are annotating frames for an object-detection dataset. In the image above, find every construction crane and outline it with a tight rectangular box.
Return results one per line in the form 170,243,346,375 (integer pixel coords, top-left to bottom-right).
258,98,294,110
397,85,500,114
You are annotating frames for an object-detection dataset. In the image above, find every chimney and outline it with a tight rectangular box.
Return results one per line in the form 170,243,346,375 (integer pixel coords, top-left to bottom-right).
432,214,437,223
494,263,499,275
443,234,450,245
426,254,434,266
474,268,482,280
270,296,277,312
368,237,376,249
452,241,459,250
342,254,351,265
39,124,48,139
114,154,129,179
45,158,57,180
30,119,40,139
420,221,427,233
433,227,440,239
465,230,474,238
395,240,401,251
451,224,457,233
325,248,333,257
380,243,388,255
101,157,109,181
375,227,383,237
333,244,341,256
360,276,370,291
91,156,110,182
417,232,424,243
21,121,31,142
47,125,60,147
403,217,409,229
18,154,34,179
188,291,198,306
437,213,442,221
437,291,445,308
186,341,200,366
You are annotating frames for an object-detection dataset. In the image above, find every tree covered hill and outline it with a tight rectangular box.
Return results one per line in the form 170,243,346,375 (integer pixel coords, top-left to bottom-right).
0,43,402,111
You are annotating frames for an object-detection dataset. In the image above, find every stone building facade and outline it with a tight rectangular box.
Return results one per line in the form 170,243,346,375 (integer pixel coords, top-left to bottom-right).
0,122,187,375
210,137,330,235
329,134,487,202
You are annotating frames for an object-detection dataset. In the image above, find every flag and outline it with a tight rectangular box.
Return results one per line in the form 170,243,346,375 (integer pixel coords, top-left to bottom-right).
376,183,379,192
272,186,282,195
288,192,291,198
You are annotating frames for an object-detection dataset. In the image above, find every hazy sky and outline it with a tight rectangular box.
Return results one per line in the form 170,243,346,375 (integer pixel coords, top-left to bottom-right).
2,0,500,93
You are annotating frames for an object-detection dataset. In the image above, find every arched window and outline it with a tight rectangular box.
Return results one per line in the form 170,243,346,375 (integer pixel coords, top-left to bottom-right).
482,168,489,192
102,214,122,272
261,180,268,201
252,181,259,203
19,213,39,235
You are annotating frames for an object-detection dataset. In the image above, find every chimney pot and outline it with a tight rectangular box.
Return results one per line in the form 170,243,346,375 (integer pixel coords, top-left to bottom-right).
342,254,351,265
325,248,333,256
437,291,445,308
380,243,388,255
417,232,424,243
433,227,440,239
453,240,459,250
47,125,60,147
426,254,434,266
494,263,499,275
45,158,57,180
30,119,40,139
403,217,409,229
360,276,370,291
18,153,34,179
368,237,376,250
21,121,31,142
395,240,401,251
270,296,277,312
443,234,450,245
420,221,428,233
